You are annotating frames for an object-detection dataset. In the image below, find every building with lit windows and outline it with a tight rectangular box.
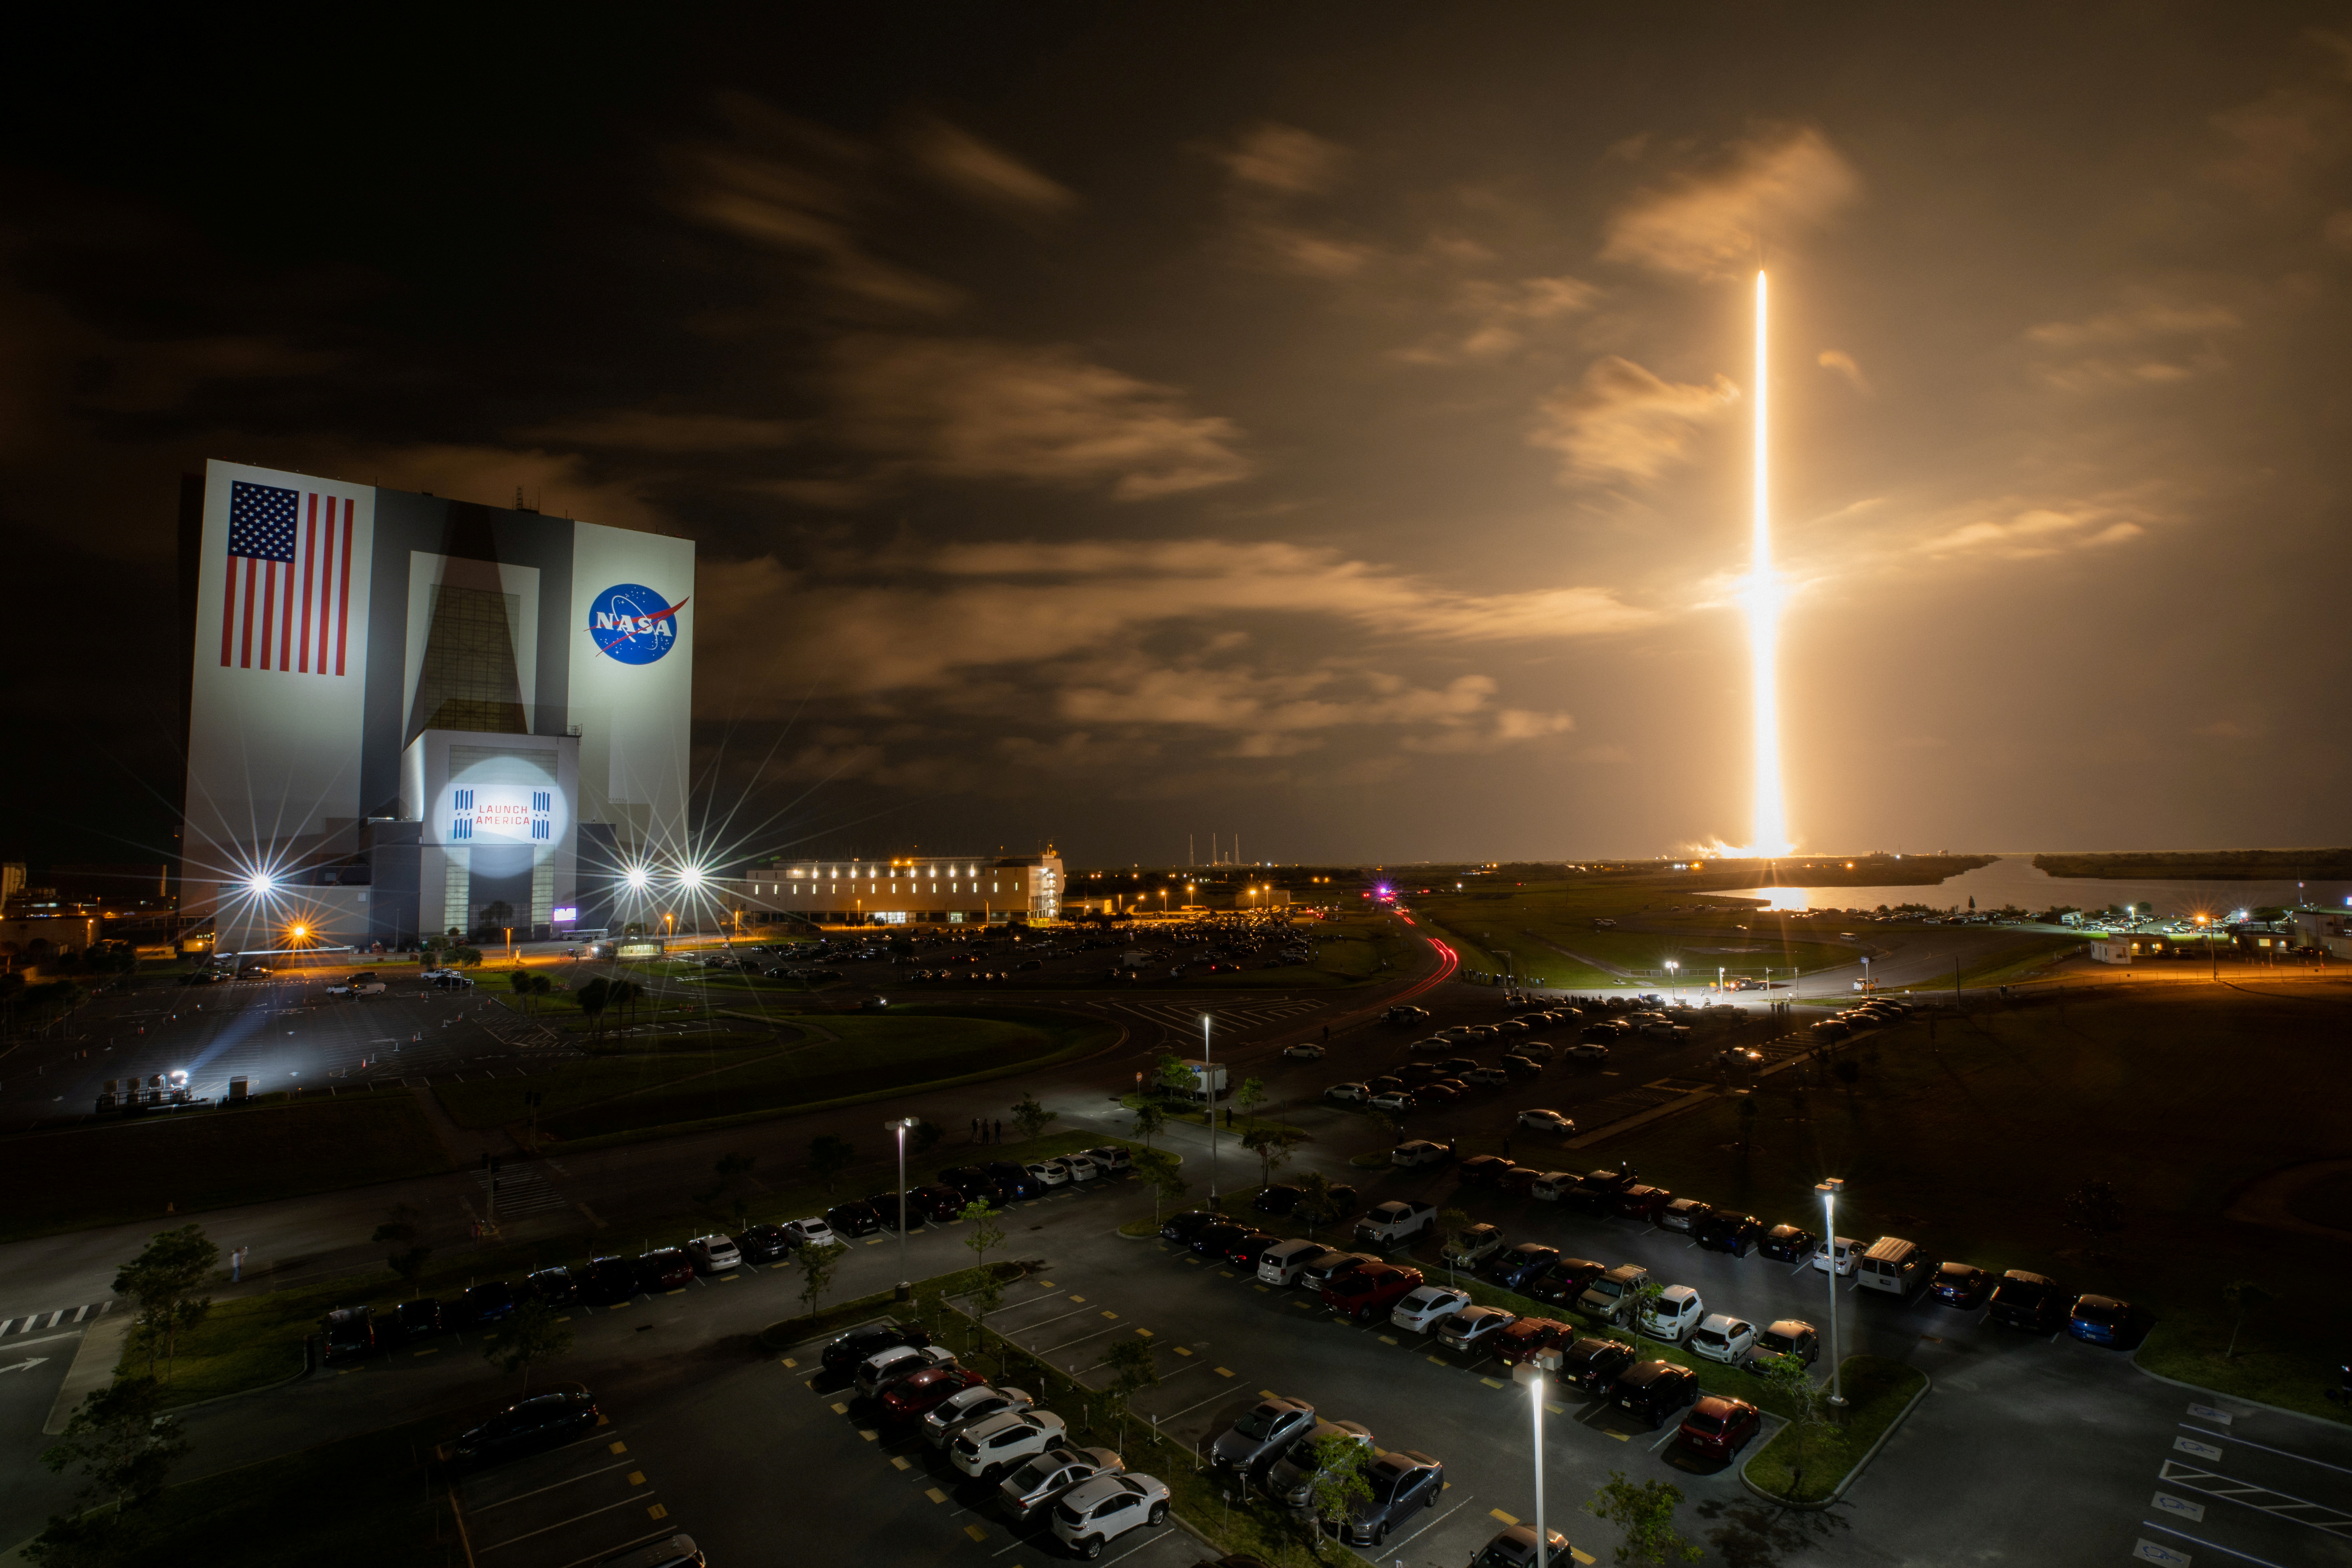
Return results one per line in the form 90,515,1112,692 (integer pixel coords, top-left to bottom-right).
710,855,1064,927
177,460,693,952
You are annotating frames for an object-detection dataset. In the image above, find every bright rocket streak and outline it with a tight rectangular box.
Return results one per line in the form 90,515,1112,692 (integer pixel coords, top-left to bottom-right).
1748,270,1791,858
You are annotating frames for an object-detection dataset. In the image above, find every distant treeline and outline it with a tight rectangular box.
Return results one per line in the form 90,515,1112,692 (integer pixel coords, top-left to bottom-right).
2033,849,2352,881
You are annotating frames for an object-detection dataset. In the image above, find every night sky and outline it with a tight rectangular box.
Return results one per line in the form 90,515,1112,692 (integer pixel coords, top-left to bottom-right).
5,6,2347,868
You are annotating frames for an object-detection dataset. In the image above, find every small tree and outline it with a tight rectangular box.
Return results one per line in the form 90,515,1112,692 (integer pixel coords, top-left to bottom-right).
1438,1207,1477,1285
796,1240,846,1321
34,1377,188,1558
1009,1091,1056,1143
1585,1470,1701,1566
1102,1337,1160,1446
1242,1125,1302,1188
961,1200,1009,1346
1292,1170,1340,1239
699,1152,759,1232
373,1203,432,1294
1153,1052,1195,1097
1234,1075,1268,1125
2062,1179,2127,1261
1135,1148,1189,1224
809,1134,854,1194
508,968,535,1013
577,976,610,1040
2221,1280,2272,1361
1625,1277,1666,1334
1122,1093,1167,1149
911,1119,945,1158
1368,1104,1405,1145
1305,1432,1376,1556
113,1225,218,1382
1752,1353,1828,1496
482,1298,573,1393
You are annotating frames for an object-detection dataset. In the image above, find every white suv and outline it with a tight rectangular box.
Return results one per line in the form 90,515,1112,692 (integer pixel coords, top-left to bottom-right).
1256,1239,1325,1287
1027,1161,1072,1188
1051,1473,1171,1559
1688,1314,1757,1363
922,1385,1035,1449
685,1235,741,1274
951,1410,1069,1480
1639,1285,1704,1343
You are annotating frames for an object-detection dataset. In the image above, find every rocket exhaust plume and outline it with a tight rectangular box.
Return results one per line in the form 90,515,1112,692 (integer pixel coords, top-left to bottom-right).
1748,270,1791,858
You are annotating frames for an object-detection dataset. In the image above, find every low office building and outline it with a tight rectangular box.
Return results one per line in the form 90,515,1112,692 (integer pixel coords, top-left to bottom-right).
714,855,1063,926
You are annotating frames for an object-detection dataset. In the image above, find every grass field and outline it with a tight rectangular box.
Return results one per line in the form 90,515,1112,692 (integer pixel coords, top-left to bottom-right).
1743,1356,1926,1503
0,1096,449,1244
1587,981,2352,1415
434,1007,1114,1144
68,1415,451,1568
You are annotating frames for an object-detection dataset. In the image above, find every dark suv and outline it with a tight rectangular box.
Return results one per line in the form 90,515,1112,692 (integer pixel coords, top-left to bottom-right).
637,1248,693,1291
580,1256,641,1304
1613,1361,1700,1427
1694,1212,1765,1256
821,1318,932,1374
320,1306,374,1364
826,1200,883,1238
1987,1270,2065,1332
1526,1257,1608,1307
736,1224,795,1264
450,1384,601,1467
1556,1335,1638,1393
1566,1169,1637,1211
985,1162,1044,1200
1160,1210,1222,1243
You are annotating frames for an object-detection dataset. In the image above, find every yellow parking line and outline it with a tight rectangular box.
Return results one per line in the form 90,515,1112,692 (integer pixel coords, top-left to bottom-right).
1480,1378,1504,1389
891,1456,912,1471
860,1430,878,1442
627,1471,646,1486
1069,1295,1086,1302
1377,1336,1396,1345
648,1504,668,1520
780,1357,798,1368
925,1487,947,1503
1172,1346,1191,1356
1427,1356,1447,1366
1038,1281,1055,1288
1214,1367,1234,1378
1101,1311,1119,1320
831,1402,848,1414
609,1441,629,1455
1260,1388,1277,1399
964,1524,989,1541
1491,1508,1519,1525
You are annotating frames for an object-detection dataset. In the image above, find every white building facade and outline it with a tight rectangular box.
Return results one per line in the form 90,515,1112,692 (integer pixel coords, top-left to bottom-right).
712,855,1064,927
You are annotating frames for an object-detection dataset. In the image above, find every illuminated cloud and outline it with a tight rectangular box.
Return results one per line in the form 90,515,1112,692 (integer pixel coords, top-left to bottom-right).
1601,129,1859,280
2024,298,2239,392
522,411,803,453
829,336,1253,499
1529,355,1740,483
1395,275,1601,363
1816,349,1870,394
904,115,1077,213
1223,123,1350,194
1918,504,2148,560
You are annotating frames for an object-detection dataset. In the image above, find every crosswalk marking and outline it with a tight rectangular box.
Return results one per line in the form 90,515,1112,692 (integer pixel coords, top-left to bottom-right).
0,1302,107,1339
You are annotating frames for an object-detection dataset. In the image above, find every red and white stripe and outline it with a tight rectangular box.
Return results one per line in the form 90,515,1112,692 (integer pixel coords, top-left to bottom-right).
222,492,357,674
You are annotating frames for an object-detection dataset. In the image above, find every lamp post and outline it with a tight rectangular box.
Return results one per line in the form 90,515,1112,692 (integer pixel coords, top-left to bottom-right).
1201,1013,1218,1203
887,1116,917,1293
1530,1368,1548,1565
1665,958,1679,1004
1816,1178,1847,1407
2198,913,2215,980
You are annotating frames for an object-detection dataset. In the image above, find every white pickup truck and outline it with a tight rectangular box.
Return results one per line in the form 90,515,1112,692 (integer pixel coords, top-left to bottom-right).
1354,1200,1437,1248
326,980,386,997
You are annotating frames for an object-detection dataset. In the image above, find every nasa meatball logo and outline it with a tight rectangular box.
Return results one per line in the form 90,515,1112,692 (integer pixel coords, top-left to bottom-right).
587,583,686,666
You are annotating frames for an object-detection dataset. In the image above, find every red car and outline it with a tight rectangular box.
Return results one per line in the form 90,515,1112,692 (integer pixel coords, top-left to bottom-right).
636,1247,694,1290
1611,1185,1671,1222
879,1364,986,1420
1224,1230,1281,1269
1492,1316,1574,1367
1678,1394,1762,1458
1322,1262,1426,1321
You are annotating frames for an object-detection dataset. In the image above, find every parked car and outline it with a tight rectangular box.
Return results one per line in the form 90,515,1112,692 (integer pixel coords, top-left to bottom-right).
1556,1335,1639,1393
579,1257,640,1306
1323,1263,1425,1322
1265,1419,1375,1506
1335,1449,1444,1548
525,1266,580,1306
1082,1146,1133,1175
985,1161,1045,1199
879,1364,987,1420
936,1168,1003,1204
1657,1198,1713,1234
1687,1314,1757,1363
1025,1161,1072,1189
922,1384,1035,1448
1578,1264,1651,1326
1256,1238,1327,1287
1370,1091,1417,1113
1434,1305,1518,1353
826,1201,883,1238
384,1298,444,1345
1493,1316,1575,1367
1987,1270,2066,1333
1811,1236,1860,1276
1457,1155,1514,1186
1930,1261,1991,1306
1758,1223,1816,1263
735,1224,795,1264
1298,1251,1379,1291
685,1235,741,1275
1390,1284,1471,1334
1678,1394,1762,1459
952,1409,1071,1480
1190,1222,1249,1258
450,1384,602,1467
1742,1319,1819,1373
1526,1257,1608,1307
459,1280,519,1326
1223,1229,1282,1270
1694,1212,1765,1256
2067,1294,2134,1347
1389,1140,1451,1168
908,1184,969,1224
1470,1522,1580,1567
1565,1042,1609,1063
1488,1243,1562,1292
856,1344,958,1399
1050,1472,1170,1559
1440,1224,1507,1270
320,1306,374,1364
1612,1361,1700,1427
1159,1210,1223,1243
1611,1185,1672,1222
997,1444,1124,1526
1355,1200,1438,1246
1529,1171,1582,1202
782,1217,842,1248
1639,1285,1704,1343
637,1247,693,1291
821,1318,932,1373
1211,1397,1318,1475
1326,1082,1371,1104
1495,1164,1545,1197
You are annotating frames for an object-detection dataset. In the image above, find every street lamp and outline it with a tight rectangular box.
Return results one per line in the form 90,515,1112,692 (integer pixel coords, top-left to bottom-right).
887,1117,917,1292
1665,958,1679,1004
1201,1013,1218,1203
2197,913,2216,981
1529,1367,1548,1566
1816,1178,1847,1407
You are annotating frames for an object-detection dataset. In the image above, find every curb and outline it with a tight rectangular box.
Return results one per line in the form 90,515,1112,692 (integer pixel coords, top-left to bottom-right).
2129,1351,2352,1430
154,1346,314,1418
1738,1367,1932,1511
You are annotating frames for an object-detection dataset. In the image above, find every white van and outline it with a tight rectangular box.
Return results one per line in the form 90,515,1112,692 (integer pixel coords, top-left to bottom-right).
1857,1236,1923,1296
1256,1239,1325,1287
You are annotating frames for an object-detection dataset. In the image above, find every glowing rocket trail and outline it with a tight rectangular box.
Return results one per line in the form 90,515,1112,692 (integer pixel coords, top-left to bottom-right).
1748,270,1791,858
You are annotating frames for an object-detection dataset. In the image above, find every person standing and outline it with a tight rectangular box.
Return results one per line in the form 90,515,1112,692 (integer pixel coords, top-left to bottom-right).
994,1118,1003,1143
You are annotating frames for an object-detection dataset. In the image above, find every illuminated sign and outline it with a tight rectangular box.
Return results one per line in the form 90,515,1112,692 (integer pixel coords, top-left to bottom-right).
587,583,686,666
552,905,579,923
448,785,554,844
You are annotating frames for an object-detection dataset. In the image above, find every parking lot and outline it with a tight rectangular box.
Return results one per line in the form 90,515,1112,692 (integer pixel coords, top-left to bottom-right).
452,1398,684,1568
